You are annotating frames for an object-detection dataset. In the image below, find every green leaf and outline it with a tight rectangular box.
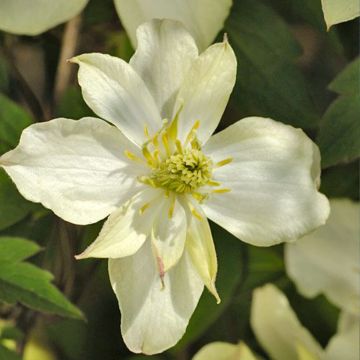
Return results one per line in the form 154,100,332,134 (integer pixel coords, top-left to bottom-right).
318,95,360,168
0,169,37,230
329,58,359,95
0,236,41,262
225,0,318,128
0,344,21,360
0,94,33,155
55,86,92,119
321,0,360,29
174,223,243,349
0,262,84,320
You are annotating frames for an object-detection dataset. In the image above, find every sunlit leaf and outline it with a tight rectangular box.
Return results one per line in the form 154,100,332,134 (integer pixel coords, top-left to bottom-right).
0,236,41,262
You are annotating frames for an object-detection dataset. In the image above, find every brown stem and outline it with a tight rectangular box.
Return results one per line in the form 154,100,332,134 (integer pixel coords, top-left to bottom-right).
53,14,82,107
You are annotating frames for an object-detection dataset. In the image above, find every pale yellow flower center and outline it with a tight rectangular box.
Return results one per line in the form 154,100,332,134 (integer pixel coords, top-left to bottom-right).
124,112,232,218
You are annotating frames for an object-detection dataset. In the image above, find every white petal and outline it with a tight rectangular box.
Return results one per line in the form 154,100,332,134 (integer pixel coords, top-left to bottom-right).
174,40,237,145
151,197,187,272
251,284,324,360
109,240,204,355
130,19,198,120
0,117,142,225
325,312,360,360
76,189,163,259
186,204,219,302
114,0,232,51
285,199,360,315
193,341,257,360
0,0,88,35
71,53,161,146
321,0,360,29
202,117,330,246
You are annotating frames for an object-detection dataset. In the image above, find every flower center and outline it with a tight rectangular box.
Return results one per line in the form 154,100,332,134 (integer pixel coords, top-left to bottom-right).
150,149,213,193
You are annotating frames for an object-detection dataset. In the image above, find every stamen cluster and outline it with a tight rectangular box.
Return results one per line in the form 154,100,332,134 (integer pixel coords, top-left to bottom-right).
150,149,213,193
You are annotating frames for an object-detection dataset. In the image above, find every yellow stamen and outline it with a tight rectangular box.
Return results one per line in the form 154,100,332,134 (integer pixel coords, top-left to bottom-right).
144,125,150,138
162,133,171,156
215,157,233,168
175,139,183,154
139,202,150,214
207,180,221,187
168,194,176,218
184,120,200,146
188,201,202,220
142,146,155,166
124,150,143,163
212,188,231,194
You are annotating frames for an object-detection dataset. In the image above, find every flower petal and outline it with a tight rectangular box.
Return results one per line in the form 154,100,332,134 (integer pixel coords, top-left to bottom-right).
0,0,88,35
151,197,187,272
325,312,360,360
71,53,162,146
193,341,257,360
202,117,330,246
76,189,163,259
113,0,232,51
109,240,204,355
285,199,360,315
0,117,142,225
174,40,237,145
186,205,220,302
321,0,360,29
251,284,324,360
130,19,198,120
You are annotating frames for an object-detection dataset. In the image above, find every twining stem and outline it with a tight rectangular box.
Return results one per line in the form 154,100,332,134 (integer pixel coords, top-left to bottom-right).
2,36,46,122
53,14,82,106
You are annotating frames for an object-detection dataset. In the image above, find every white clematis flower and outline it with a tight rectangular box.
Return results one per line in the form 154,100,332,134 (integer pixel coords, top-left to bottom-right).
0,19,329,354
113,0,233,51
285,199,360,316
251,284,359,360
192,341,257,360
0,0,88,36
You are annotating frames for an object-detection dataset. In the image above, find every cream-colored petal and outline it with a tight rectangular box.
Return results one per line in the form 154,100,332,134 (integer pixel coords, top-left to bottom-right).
285,199,360,315
114,0,232,51
0,0,88,35
321,0,360,29
193,341,257,360
71,53,162,146
109,240,204,355
174,40,237,145
325,312,360,360
151,197,187,272
76,189,162,259
251,284,324,360
130,19,198,120
202,117,330,246
186,204,219,302
0,117,142,225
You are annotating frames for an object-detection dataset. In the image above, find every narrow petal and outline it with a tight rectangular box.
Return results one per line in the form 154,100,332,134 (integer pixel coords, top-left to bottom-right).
130,19,198,120
186,204,220,302
114,0,233,51
193,341,257,360
251,284,324,360
0,117,143,225
325,312,360,360
321,0,360,29
174,40,237,145
202,117,330,246
109,241,204,355
285,199,360,315
76,189,162,259
0,0,88,35
71,53,162,146
151,197,187,273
